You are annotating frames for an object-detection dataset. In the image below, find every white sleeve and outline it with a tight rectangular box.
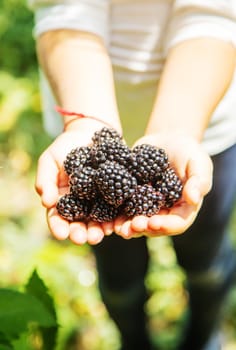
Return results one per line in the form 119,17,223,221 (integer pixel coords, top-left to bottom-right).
29,0,110,45
163,0,236,55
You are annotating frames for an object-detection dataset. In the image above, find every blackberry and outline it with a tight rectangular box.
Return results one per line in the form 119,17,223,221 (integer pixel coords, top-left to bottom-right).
91,138,132,168
92,127,122,145
154,167,183,208
69,166,97,200
90,197,119,222
129,144,169,184
123,184,163,217
95,160,137,207
56,194,89,221
64,146,92,175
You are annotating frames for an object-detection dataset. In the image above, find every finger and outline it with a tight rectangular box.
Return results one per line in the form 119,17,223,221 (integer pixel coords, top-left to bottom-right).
114,215,127,234
47,208,70,240
185,153,213,204
69,222,88,245
183,176,201,205
87,221,105,245
101,221,114,236
130,215,149,232
117,220,136,239
148,202,200,235
148,214,186,235
36,152,60,208
130,210,168,234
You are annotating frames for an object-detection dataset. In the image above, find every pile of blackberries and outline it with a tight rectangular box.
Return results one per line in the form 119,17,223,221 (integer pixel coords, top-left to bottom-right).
56,128,183,223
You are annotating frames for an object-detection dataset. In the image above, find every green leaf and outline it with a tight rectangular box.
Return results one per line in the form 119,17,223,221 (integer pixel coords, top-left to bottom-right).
0,289,57,339
25,270,57,320
25,270,58,350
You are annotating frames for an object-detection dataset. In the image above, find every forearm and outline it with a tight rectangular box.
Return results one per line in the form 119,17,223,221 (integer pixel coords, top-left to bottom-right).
37,29,121,132
146,38,236,140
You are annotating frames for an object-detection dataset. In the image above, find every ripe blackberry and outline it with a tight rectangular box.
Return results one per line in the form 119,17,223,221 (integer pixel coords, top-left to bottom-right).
64,146,92,175
154,167,183,208
129,144,169,184
92,127,122,145
90,197,119,222
69,166,97,200
95,160,137,207
91,138,132,168
123,184,164,217
56,194,89,221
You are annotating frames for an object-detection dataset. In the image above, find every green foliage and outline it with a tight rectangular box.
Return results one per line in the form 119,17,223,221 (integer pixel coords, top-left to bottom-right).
0,0,51,173
0,270,58,350
26,270,59,350
0,290,55,336
0,332,12,350
26,270,57,321
0,0,37,76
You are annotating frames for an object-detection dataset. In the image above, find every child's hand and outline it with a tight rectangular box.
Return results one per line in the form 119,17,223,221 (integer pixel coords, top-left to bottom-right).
114,132,213,239
35,120,114,246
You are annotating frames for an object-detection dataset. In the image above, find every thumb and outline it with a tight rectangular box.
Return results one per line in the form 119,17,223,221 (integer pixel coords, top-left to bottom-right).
184,152,213,205
35,152,59,208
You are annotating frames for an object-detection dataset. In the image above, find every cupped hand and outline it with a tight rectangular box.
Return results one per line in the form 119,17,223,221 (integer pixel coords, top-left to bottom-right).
114,131,213,239
35,119,115,245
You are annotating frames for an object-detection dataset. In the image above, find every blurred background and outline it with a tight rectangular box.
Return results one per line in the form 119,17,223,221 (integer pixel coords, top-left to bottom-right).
1,1,236,349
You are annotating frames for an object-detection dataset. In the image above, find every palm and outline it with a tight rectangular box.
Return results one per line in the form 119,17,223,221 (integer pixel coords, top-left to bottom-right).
114,132,213,238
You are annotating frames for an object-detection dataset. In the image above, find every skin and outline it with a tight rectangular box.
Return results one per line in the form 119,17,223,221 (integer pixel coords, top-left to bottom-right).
35,29,236,245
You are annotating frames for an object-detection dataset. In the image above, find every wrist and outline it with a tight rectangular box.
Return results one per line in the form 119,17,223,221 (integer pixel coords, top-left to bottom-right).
56,106,122,134
145,112,206,142
64,117,112,134
142,130,203,154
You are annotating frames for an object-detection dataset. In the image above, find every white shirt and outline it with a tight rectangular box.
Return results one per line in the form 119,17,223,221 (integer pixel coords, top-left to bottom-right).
29,0,236,154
